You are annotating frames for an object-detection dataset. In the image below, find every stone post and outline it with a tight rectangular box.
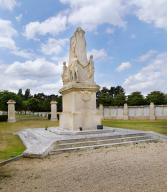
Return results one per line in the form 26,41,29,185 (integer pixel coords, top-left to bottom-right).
50,101,57,121
123,103,129,120
99,104,104,117
7,100,16,123
149,102,155,120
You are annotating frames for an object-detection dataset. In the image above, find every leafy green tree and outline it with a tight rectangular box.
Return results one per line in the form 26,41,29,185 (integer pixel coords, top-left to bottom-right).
26,98,40,112
24,89,31,99
127,92,146,106
114,86,125,96
146,91,167,105
114,94,126,106
0,91,22,111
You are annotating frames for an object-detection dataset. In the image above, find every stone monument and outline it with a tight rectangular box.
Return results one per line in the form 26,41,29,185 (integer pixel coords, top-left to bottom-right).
59,27,101,131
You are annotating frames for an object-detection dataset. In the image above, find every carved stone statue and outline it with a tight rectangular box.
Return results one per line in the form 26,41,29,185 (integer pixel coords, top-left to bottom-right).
69,27,88,66
61,62,69,84
59,27,101,131
88,55,94,80
61,27,95,84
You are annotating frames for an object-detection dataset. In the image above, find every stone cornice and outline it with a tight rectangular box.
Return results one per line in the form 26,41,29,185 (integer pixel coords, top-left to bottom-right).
59,82,100,95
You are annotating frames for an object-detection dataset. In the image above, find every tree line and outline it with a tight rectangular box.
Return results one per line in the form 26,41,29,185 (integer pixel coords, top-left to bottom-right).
96,86,167,106
0,87,167,112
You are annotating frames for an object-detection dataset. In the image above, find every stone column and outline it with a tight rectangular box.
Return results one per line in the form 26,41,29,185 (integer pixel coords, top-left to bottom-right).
7,100,16,123
123,103,129,120
50,101,57,121
150,102,155,120
99,104,104,117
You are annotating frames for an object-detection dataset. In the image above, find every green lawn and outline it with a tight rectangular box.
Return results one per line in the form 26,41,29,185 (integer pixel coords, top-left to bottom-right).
1,119,167,162
102,119,167,135
0,120,58,162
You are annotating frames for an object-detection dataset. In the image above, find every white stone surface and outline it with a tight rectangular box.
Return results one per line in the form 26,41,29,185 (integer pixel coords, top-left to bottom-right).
59,27,101,131
61,27,95,84
50,101,57,121
101,104,167,120
7,100,16,122
150,102,155,120
123,103,128,120
17,127,167,157
59,83,101,131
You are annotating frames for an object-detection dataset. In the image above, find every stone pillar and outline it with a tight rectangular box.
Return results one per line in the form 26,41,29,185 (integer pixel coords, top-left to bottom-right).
99,104,104,117
7,100,16,123
123,103,129,120
150,102,155,120
50,101,57,121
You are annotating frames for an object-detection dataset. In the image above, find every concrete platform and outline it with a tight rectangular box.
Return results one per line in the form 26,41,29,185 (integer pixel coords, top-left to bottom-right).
17,127,167,158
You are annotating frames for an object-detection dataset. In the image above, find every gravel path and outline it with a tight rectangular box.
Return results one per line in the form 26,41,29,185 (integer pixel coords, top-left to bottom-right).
0,142,167,192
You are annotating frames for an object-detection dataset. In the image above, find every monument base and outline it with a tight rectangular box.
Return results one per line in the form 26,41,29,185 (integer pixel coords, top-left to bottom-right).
59,82,102,131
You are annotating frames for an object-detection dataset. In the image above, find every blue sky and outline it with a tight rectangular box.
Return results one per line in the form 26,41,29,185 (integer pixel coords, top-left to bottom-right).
0,0,167,95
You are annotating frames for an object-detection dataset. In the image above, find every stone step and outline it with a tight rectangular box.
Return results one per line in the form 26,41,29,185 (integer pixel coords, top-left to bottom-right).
54,135,151,149
56,132,147,145
50,138,157,155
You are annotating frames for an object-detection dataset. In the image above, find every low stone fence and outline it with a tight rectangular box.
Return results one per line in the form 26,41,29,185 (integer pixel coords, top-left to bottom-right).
0,111,7,115
17,111,50,118
99,103,167,120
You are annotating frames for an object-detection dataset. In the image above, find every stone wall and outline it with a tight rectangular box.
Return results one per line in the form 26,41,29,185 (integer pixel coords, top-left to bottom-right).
101,103,167,120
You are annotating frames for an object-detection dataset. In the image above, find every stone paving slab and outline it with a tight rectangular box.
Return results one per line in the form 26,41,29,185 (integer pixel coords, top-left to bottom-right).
17,127,167,157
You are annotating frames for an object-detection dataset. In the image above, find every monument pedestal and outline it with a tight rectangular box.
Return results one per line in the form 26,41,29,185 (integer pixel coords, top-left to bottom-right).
59,83,101,131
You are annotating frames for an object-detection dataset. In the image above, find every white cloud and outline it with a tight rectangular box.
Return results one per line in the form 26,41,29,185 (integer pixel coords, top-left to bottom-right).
138,50,157,63
116,62,131,72
0,0,16,10
0,58,63,94
41,38,68,55
24,14,67,39
60,0,129,30
132,0,167,30
88,49,107,60
5,58,61,77
0,19,36,59
11,48,36,59
123,52,167,94
0,19,17,50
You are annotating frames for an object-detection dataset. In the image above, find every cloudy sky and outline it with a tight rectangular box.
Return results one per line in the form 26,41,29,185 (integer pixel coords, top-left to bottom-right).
0,0,167,95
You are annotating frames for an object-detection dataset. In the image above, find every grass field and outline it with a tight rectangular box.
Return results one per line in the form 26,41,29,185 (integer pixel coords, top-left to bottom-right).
0,119,167,162
102,119,167,135
0,120,58,161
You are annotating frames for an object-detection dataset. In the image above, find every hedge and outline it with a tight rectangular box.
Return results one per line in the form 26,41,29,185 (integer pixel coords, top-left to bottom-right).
0,115,8,122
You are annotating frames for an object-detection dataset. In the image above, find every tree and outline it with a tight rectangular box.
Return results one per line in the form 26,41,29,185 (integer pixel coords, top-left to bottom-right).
24,89,31,99
114,94,126,106
26,98,40,112
17,89,23,97
0,91,23,111
127,92,146,106
96,87,112,106
146,91,167,105
114,86,125,96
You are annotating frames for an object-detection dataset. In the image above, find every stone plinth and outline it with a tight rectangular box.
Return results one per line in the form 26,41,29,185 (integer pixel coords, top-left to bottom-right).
50,101,57,121
7,100,16,123
59,83,101,131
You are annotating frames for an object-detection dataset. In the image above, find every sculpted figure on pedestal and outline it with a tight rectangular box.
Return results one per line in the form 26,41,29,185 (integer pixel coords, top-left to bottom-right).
61,62,69,84
61,27,95,85
88,55,94,79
